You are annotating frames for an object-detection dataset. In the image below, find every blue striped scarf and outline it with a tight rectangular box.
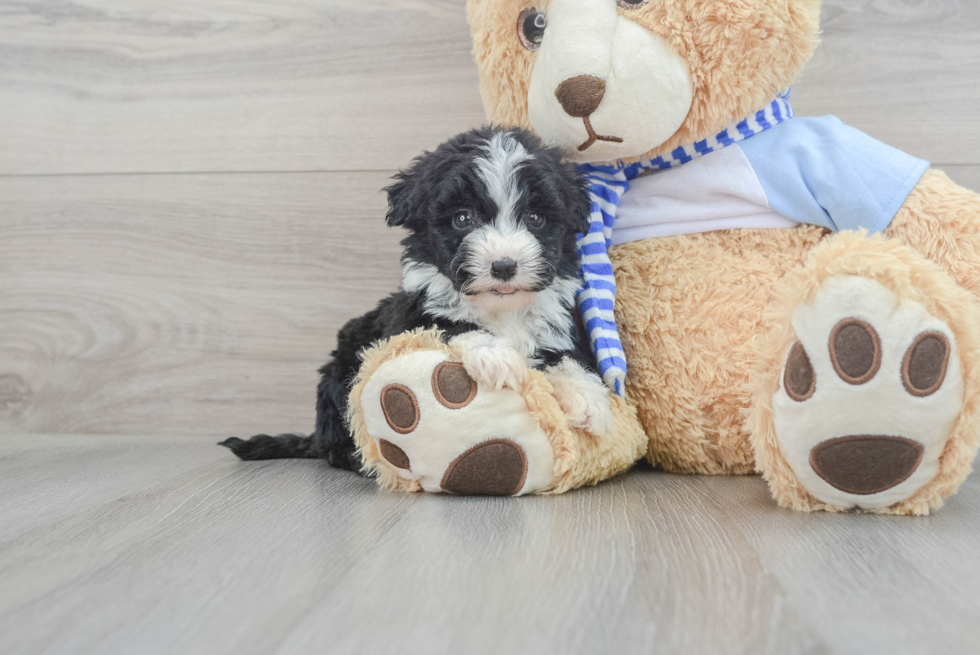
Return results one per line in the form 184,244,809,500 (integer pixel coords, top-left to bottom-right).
576,91,795,396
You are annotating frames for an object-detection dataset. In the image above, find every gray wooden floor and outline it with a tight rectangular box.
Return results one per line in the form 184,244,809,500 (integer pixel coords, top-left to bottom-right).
1,434,979,655
3,0,980,653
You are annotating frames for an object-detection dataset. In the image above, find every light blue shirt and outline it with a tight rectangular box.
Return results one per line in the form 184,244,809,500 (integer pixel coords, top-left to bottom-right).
740,116,930,234
612,116,931,244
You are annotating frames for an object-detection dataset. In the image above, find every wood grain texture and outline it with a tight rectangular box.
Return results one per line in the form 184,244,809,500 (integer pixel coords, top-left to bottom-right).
4,168,980,438
0,433,227,541
0,0,486,175
0,172,404,437
795,0,980,165
1,434,978,655
941,165,980,190
706,473,980,654
2,0,979,175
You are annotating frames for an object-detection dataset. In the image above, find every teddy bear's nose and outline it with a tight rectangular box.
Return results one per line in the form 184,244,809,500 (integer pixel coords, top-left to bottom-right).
554,75,606,118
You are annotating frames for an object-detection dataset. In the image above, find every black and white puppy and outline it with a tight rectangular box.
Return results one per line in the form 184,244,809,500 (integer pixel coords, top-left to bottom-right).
221,127,613,471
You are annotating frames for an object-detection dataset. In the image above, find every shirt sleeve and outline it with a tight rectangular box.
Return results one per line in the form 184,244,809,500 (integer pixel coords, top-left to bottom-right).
737,116,930,233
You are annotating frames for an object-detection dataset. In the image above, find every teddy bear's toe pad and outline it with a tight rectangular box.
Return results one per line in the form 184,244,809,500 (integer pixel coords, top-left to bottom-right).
361,350,554,495
774,275,964,510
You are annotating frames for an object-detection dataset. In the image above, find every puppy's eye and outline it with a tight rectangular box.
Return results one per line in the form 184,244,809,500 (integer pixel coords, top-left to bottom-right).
517,8,547,51
617,0,648,9
526,213,545,230
452,210,475,231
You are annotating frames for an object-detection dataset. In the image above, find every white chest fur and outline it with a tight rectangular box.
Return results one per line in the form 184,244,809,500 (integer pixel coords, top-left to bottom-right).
403,261,580,358
462,277,580,359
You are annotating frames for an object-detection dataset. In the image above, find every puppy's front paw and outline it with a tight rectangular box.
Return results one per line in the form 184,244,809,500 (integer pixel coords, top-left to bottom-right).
450,332,528,391
545,359,614,436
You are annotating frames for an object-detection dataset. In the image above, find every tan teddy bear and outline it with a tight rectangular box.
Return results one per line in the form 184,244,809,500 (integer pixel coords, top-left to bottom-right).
348,0,980,515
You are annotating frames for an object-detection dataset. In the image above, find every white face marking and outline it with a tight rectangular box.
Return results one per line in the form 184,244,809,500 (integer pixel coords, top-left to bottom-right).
461,223,548,299
401,260,580,358
465,132,549,303
475,132,532,231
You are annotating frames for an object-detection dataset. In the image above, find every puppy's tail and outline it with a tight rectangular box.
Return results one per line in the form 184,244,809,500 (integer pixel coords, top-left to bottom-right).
219,433,318,460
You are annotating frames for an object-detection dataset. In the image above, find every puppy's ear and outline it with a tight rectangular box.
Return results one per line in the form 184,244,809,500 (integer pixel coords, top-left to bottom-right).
571,182,593,234
383,172,415,228
384,149,437,229
562,164,593,235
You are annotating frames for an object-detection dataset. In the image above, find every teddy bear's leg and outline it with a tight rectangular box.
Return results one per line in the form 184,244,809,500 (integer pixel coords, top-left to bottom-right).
345,329,645,496
885,169,980,300
748,231,980,515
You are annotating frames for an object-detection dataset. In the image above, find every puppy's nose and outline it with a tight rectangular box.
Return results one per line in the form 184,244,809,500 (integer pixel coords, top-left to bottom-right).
490,258,518,281
555,75,606,118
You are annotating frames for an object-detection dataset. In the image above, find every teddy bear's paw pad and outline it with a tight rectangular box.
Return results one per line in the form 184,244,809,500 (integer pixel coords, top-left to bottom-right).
361,350,554,495
808,435,923,496
441,439,528,496
380,385,420,434
378,439,411,470
773,275,964,510
432,362,478,408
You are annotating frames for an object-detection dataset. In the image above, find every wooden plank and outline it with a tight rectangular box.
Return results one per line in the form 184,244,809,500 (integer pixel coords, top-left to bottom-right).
2,435,978,654
2,0,980,176
0,0,485,176
3,167,979,438
942,165,980,190
703,471,980,654
0,435,824,655
0,451,398,655
276,470,823,655
794,0,980,164
0,434,225,541
0,172,404,437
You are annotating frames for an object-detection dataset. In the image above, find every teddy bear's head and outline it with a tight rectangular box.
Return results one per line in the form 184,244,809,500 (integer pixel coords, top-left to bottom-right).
467,0,821,164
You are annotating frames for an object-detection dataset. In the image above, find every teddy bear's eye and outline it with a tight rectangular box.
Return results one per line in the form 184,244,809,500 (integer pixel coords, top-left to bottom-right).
517,8,547,51
617,0,648,9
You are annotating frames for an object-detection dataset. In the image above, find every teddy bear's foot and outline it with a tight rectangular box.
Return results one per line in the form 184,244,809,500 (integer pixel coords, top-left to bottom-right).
772,274,965,510
345,329,649,496
355,347,556,496
751,232,980,514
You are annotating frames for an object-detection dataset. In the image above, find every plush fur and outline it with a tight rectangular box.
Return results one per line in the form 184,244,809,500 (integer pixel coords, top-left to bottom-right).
465,0,980,512
221,127,606,471
611,225,829,475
